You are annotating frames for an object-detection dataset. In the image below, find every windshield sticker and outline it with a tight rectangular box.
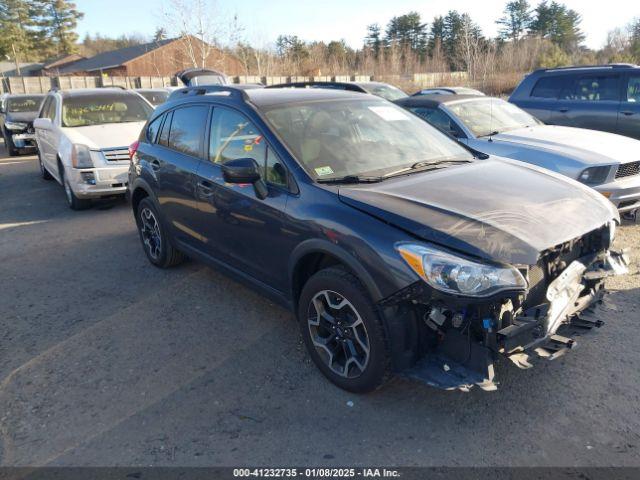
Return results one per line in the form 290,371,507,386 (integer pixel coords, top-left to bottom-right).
368,106,410,121
244,144,253,152
314,166,334,176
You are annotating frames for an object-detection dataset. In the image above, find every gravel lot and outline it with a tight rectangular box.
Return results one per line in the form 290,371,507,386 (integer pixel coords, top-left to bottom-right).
1,146,639,467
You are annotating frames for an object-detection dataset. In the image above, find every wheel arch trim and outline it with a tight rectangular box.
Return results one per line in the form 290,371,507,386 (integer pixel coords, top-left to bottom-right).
288,239,383,307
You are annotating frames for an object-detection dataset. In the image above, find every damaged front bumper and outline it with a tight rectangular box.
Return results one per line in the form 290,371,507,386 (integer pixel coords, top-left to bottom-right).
500,249,628,369
398,249,629,392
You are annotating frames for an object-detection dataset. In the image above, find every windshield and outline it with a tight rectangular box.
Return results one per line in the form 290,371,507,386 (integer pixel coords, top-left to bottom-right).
263,98,473,180
366,85,408,101
447,98,541,137
7,96,44,113
61,94,153,128
138,90,169,106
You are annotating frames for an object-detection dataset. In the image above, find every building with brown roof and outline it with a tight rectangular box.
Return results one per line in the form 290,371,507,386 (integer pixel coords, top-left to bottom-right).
56,36,243,77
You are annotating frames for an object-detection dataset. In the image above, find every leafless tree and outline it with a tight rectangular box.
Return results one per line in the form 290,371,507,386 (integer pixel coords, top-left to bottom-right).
159,0,228,70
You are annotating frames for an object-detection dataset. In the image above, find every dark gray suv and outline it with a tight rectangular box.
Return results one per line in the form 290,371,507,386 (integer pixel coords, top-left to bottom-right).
509,64,640,139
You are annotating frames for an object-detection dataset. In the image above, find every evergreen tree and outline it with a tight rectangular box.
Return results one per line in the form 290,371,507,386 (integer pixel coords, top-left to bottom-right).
428,15,445,54
0,0,39,62
384,11,428,57
364,23,383,57
496,0,532,42
154,27,168,42
442,10,464,67
33,0,83,56
529,1,584,51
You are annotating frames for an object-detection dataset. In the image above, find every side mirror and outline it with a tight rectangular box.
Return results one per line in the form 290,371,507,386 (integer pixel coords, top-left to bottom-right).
34,118,52,130
222,157,261,183
221,157,268,199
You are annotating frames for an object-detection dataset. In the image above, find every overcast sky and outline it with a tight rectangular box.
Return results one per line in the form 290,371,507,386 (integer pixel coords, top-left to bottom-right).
76,0,638,51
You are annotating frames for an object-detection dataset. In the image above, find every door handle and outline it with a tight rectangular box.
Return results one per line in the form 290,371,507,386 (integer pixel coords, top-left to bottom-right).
149,159,160,170
197,180,214,196
558,107,569,113
621,110,635,116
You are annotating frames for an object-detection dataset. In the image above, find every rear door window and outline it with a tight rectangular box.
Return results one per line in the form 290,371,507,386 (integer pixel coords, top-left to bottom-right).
566,75,621,101
167,105,209,157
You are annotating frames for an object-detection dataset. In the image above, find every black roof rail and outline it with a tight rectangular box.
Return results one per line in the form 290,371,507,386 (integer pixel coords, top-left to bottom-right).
102,85,127,90
168,85,250,102
539,63,638,73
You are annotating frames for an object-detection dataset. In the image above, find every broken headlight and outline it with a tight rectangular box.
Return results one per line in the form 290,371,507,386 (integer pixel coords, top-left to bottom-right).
396,243,527,297
578,166,611,185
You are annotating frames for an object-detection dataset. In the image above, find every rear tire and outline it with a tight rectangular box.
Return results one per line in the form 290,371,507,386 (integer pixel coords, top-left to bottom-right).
297,266,390,393
61,167,91,210
136,197,184,268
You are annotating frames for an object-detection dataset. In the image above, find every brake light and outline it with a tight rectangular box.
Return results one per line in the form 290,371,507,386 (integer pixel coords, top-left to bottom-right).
129,141,140,160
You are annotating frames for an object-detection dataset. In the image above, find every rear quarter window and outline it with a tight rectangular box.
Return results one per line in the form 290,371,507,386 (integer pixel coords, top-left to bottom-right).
531,76,568,99
146,115,163,143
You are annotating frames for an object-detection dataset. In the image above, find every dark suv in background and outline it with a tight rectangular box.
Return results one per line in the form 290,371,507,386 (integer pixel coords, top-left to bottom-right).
128,85,627,393
509,64,640,139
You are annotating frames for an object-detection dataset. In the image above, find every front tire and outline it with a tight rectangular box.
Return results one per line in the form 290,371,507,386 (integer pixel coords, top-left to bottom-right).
38,150,53,180
61,167,91,210
298,266,390,393
3,130,19,156
136,197,184,268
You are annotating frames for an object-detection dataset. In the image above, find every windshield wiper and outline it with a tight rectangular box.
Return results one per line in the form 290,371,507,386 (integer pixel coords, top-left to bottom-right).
410,158,473,169
480,130,500,138
381,158,473,179
316,175,385,184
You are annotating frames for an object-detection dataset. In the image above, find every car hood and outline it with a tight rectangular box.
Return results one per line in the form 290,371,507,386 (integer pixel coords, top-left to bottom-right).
492,125,640,164
61,122,146,150
6,111,39,123
338,159,617,265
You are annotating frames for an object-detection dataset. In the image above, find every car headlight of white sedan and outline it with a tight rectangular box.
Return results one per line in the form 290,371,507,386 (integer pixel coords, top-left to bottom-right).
396,243,527,297
5,121,28,131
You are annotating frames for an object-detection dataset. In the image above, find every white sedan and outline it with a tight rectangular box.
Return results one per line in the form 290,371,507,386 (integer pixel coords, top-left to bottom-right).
396,94,640,216
34,88,153,209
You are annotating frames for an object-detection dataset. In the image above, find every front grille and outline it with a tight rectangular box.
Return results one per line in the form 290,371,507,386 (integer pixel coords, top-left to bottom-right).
102,148,130,162
615,161,640,179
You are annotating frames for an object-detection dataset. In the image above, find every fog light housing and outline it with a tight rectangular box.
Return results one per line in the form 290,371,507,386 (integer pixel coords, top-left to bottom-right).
80,171,96,185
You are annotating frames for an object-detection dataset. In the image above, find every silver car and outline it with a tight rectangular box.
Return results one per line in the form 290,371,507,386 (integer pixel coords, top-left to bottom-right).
34,88,153,209
396,94,640,215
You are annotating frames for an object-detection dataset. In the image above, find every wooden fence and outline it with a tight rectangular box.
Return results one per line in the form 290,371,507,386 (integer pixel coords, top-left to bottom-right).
0,72,468,94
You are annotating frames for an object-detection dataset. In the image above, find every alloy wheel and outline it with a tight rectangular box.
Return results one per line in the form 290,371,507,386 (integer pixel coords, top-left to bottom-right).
140,207,162,260
307,290,370,378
